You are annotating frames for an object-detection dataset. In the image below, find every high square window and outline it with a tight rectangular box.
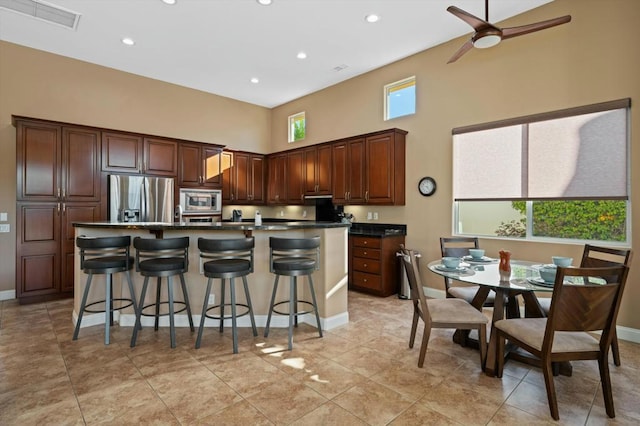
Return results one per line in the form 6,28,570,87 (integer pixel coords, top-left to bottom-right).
288,112,306,143
384,76,416,120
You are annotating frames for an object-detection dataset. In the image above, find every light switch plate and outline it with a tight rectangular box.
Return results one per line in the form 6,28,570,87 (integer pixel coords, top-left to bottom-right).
0,212,7,221
208,294,215,305
0,224,9,233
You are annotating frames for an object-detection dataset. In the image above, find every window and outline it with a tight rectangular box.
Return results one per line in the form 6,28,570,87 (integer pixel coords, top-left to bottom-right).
288,112,305,143
384,76,415,120
453,99,630,244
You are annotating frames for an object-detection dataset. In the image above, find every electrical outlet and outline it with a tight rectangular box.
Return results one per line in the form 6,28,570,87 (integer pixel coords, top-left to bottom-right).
280,210,284,217
367,212,373,220
302,210,307,218
208,294,215,305
0,212,7,221
0,224,9,233
373,212,379,220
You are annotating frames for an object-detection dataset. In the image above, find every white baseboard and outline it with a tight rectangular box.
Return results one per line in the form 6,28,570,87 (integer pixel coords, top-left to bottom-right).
0,289,16,301
422,286,640,345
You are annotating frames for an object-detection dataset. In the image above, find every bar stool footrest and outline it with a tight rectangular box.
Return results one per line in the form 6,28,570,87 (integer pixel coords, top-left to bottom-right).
272,300,315,317
204,303,252,321
140,301,188,317
84,299,134,314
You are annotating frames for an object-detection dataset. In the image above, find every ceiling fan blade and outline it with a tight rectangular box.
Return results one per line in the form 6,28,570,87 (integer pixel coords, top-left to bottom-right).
447,6,499,32
501,15,571,40
447,39,474,63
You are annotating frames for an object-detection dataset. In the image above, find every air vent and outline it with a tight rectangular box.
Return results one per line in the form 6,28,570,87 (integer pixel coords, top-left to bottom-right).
0,0,81,30
332,64,349,72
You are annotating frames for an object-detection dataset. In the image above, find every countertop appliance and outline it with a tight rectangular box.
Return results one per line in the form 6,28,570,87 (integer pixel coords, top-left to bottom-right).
232,209,243,222
109,175,174,222
179,188,222,216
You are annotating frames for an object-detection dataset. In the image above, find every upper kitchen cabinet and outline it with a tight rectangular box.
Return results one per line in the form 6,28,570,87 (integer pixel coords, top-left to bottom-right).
365,129,406,205
16,119,101,202
303,144,332,197
332,137,366,205
228,151,265,204
267,153,287,204
286,150,305,204
178,142,223,188
102,132,178,177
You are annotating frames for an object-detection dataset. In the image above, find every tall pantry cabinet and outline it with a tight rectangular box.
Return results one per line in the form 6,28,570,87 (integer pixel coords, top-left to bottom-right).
15,118,102,304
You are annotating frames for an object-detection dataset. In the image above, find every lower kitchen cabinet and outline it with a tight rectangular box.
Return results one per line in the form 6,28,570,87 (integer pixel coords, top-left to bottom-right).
349,234,405,297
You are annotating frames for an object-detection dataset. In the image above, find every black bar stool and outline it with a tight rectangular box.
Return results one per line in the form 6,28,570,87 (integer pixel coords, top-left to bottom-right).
130,236,194,348
264,236,323,350
196,237,257,353
74,235,138,345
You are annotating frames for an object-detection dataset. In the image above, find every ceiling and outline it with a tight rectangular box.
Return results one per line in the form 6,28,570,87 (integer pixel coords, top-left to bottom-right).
0,0,554,108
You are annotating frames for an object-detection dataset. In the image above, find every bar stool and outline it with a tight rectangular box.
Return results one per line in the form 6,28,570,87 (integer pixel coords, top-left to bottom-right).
130,236,194,348
196,237,257,353
74,235,138,345
264,236,323,350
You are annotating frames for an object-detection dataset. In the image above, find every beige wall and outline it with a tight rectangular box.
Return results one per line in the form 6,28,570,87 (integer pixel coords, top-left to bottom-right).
271,0,640,330
1,0,639,331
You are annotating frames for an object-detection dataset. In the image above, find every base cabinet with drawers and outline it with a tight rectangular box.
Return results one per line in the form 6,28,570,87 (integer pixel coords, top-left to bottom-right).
349,234,405,297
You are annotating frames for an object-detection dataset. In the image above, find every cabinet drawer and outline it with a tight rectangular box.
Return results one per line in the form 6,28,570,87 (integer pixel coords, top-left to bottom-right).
352,257,381,274
353,247,380,260
351,236,381,249
352,271,381,291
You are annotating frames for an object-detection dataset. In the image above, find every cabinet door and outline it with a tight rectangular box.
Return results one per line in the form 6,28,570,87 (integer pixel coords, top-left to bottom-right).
316,144,332,195
221,151,234,202
332,142,348,204
267,154,286,204
250,155,265,204
143,137,177,176
233,152,251,203
61,203,101,293
16,203,61,297
16,121,61,201
178,143,201,187
347,138,366,203
366,133,395,204
286,150,305,204
102,132,143,173
303,146,318,195
202,146,222,187
62,127,101,202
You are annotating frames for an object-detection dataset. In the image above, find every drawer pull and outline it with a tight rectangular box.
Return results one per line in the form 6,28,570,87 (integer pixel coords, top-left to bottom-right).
363,279,367,282
363,263,367,268
363,251,367,255
364,241,368,245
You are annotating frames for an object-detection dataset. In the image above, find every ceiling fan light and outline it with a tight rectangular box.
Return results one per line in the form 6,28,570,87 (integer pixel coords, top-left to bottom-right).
473,34,501,49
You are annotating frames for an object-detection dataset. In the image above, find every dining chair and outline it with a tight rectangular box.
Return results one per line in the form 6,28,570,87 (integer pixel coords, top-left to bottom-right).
495,264,630,420
399,245,488,368
439,237,496,307
537,245,632,366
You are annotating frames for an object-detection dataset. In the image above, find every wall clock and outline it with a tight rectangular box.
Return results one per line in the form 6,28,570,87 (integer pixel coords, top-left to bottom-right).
418,176,437,196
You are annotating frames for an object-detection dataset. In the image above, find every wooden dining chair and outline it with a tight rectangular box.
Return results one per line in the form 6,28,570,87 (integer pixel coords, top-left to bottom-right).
399,245,488,368
537,244,632,366
495,264,630,421
439,237,495,306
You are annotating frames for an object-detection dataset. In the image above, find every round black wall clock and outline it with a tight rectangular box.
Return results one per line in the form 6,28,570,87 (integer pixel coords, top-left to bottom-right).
418,176,437,196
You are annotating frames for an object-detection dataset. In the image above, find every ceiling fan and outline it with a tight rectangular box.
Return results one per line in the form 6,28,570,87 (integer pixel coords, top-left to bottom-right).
446,0,571,63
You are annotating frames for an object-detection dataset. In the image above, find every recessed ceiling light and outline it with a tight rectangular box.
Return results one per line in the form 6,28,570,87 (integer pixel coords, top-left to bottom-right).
251,77,259,84
365,14,380,23
121,37,135,46
297,52,307,59
257,0,272,5
162,0,176,4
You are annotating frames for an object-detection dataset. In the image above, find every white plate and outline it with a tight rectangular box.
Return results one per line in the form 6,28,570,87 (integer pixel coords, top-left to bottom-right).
462,255,493,263
435,264,467,272
528,277,556,288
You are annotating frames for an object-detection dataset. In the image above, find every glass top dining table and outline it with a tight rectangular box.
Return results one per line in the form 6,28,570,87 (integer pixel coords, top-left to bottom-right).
427,258,561,377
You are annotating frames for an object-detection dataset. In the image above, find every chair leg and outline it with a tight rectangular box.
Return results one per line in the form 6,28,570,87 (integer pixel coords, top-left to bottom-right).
195,277,213,349
418,324,431,368
495,332,505,377
230,277,239,354
409,301,419,349
287,276,296,350
478,324,487,368
167,277,176,349
611,329,621,366
542,360,560,421
599,353,616,418
124,271,141,331
307,274,323,338
154,277,162,331
179,273,194,332
131,276,150,347
104,273,112,345
264,275,279,338
73,273,93,341
242,276,258,337
219,278,226,333
293,276,299,328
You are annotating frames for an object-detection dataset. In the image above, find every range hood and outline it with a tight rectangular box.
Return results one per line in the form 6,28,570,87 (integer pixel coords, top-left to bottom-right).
303,194,333,199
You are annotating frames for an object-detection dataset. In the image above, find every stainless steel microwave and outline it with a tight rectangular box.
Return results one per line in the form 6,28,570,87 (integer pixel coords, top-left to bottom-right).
179,188,222,215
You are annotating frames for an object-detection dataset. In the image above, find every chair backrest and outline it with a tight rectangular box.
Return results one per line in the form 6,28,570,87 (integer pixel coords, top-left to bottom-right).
544,265,629,353
77,235,132,270
581,244,632,268
133,236,190,271
399,245,431,326
198,237,255,273
440,237,479,258
269,236,320,272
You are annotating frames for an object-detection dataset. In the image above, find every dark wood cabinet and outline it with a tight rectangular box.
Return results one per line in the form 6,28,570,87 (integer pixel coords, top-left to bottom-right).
102,132,178,177
303,144,332,196
332,137,366,205
365,130,406,205
349,234,405,297
221,151,234,203
223,151,265,204
178,142,223,188
286,150,305,204
267,153,287,204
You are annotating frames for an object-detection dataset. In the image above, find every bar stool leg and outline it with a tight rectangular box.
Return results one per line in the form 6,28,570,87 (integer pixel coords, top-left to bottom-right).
105,274,112,345
167,277,176,349
230,277,239,354
264,275,280,338
154,277,162,331
219,278,226,333
179,273,195,332
73,273,94,341
293,277,299,328
196,277,213,349
124,271,141,331
307,275,323,337
242,276,258,336
131,276,150,347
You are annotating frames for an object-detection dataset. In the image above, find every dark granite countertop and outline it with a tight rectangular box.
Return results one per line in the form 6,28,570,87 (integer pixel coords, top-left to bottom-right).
73,221,350,231
348,222,406,237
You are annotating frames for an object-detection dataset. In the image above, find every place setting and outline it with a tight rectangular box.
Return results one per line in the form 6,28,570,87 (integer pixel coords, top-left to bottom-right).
528,256,573,288
433,256,475,276
461,248,497,265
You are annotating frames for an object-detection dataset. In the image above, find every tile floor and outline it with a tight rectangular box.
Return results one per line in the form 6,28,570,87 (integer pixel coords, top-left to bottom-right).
1,291,640,425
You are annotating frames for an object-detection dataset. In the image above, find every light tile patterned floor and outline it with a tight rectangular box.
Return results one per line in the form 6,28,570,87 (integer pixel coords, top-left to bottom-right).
1,291,639,425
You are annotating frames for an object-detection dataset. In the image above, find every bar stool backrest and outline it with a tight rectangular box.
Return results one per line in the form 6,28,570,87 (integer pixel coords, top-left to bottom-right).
76,235,132,272
198,237,255,273
133,236,190,272
269,236,320,273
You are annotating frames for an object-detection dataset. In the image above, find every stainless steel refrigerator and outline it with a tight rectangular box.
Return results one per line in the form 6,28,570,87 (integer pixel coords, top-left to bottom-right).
109,175,174,223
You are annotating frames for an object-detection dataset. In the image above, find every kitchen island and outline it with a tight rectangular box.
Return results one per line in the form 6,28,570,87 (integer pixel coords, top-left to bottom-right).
72,221,350,332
